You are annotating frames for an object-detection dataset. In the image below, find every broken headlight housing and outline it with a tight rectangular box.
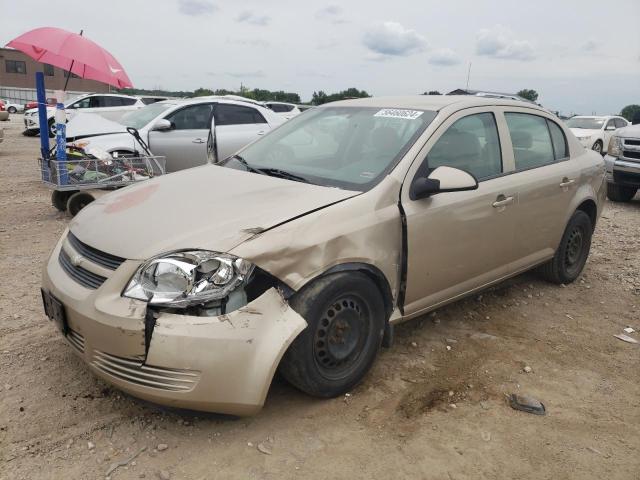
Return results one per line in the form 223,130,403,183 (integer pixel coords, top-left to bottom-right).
123,251,254,308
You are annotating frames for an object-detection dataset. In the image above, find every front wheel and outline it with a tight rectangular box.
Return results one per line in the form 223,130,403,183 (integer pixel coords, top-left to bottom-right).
279,272,386,397
607,183,637,202
47,118,57,138
66,191,95,216
591,140,603,154
537,210,592,284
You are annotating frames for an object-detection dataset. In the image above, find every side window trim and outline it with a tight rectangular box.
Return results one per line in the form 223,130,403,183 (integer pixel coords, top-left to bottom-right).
546,118,569,161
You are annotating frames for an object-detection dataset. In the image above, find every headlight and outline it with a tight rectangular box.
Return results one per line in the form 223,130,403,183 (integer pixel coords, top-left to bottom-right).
608,136,622,157
123,250,254,307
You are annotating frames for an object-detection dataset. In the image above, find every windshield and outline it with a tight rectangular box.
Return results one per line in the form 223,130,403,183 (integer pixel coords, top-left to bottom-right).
566,117,605,129
221,106,436,191
119,102,175,129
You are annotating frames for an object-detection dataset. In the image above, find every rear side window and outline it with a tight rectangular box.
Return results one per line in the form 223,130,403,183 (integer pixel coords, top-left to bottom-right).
270,104,294,113
505,113,554,170
426,112,502,180
546,120,568,160
167,104,214,130
216,104,267,125
119,97,137,106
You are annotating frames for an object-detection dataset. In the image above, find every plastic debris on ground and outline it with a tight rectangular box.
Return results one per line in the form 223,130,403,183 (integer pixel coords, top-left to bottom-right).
509,394,546,415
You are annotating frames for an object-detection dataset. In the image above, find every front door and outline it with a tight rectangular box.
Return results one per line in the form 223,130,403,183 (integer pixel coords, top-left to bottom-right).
148,103,214,172
400,109,518,316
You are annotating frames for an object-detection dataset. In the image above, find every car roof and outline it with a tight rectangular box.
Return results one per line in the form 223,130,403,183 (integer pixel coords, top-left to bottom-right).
570,115,621,120
325,95,548,112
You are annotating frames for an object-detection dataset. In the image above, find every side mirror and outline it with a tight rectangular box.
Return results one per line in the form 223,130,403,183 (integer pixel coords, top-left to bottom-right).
151,118,172,131
410,166,478,200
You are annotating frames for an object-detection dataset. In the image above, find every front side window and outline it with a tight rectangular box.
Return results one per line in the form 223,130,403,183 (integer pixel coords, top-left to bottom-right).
167,104,213,130
6,60,26,74
605,119,616,130
216,104,267,125
71,97,92,109
222,106,436,191
505,113,555,170
119,97,137,106
426,112,502,180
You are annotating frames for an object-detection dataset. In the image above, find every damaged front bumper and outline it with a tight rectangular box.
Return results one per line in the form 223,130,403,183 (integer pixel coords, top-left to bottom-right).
41,237,306,416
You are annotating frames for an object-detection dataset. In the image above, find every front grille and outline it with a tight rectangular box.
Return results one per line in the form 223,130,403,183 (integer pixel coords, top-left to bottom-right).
622,150,640,161
67,233,125,270
67,329,85,353
91,350,200,392
58,249,107,289
624,139,640,146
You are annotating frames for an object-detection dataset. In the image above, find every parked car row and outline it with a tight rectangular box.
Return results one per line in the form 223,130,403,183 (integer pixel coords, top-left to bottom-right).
41,95,607,415
22,93,168,137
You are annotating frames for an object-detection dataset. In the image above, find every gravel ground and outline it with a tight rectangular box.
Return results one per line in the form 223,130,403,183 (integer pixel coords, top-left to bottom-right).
1,117,639,480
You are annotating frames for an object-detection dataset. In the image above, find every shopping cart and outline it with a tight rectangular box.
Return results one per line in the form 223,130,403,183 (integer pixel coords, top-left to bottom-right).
39,153,166,216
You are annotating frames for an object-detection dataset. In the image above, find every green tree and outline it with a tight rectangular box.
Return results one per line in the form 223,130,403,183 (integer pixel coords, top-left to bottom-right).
312,88,370,105
193,88,214,97
517,89,539,102
423,90,442,95
620,104,640,122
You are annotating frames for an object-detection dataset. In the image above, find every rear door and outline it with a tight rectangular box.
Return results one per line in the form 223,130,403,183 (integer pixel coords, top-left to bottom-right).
214,103,270,160
500,109,575,265
400,108,519,315
148,103,214,172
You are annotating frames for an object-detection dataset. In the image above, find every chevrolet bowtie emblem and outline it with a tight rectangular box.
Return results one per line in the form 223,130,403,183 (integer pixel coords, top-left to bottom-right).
70,254,84,267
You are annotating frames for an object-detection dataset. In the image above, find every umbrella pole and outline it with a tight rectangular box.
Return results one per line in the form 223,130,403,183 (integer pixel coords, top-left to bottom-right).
62,29,83,92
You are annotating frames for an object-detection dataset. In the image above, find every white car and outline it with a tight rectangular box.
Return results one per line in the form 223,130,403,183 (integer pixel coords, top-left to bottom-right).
66,97,285,172
264,102,306,120
567,115,629,154
23,93,147,137
0,99,24,114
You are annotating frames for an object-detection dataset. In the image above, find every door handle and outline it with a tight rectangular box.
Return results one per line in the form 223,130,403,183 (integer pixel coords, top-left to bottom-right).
559,178,575,188
192,138,205,144
492,195,514,208
256,131,266,136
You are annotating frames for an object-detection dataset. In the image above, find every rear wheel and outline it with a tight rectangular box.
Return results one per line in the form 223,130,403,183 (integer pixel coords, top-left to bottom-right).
66,191,95,216
537,210,592,284
279,272,386,397
51,190,74,211
8,106,17,114
606,183,637,202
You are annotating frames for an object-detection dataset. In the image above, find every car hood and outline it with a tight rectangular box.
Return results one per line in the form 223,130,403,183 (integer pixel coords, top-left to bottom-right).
614,124,640,139
569,128,599,138
69,165,359,260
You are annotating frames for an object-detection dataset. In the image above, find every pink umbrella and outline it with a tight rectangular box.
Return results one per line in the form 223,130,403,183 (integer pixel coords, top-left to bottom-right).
6,27,133,89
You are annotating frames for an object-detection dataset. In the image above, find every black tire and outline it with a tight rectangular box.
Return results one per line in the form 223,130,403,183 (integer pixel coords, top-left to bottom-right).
47,118,56,138
279,272,386,397
8,106,17,114
23,129,39,137
51,190,74,211
606,183,637,202
537,210,592,284
591,140,603,154
66,192,95,216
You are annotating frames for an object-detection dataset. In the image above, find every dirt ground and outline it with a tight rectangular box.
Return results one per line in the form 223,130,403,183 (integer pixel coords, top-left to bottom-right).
1,116,639,480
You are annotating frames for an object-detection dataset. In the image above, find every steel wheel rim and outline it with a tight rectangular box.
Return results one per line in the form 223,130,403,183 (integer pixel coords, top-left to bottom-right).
565,227,584,270
313,294,370,380
50,122,57,136
592,143,601,152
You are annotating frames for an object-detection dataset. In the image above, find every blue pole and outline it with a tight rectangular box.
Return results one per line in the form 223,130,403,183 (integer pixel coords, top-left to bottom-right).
35,73,50,180
55,100,68,185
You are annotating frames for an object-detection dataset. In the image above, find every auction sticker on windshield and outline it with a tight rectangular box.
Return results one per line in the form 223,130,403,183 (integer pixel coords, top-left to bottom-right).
374,109,423,120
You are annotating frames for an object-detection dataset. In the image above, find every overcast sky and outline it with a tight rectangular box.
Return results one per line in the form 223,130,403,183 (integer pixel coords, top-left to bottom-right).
3,0,639,114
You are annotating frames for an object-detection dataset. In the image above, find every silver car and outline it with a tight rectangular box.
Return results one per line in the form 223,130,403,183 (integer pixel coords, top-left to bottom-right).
67,97,285,172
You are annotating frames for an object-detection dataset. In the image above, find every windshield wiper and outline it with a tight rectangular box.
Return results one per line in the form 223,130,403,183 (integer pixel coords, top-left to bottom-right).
229,154,262,174
256,168,310,184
